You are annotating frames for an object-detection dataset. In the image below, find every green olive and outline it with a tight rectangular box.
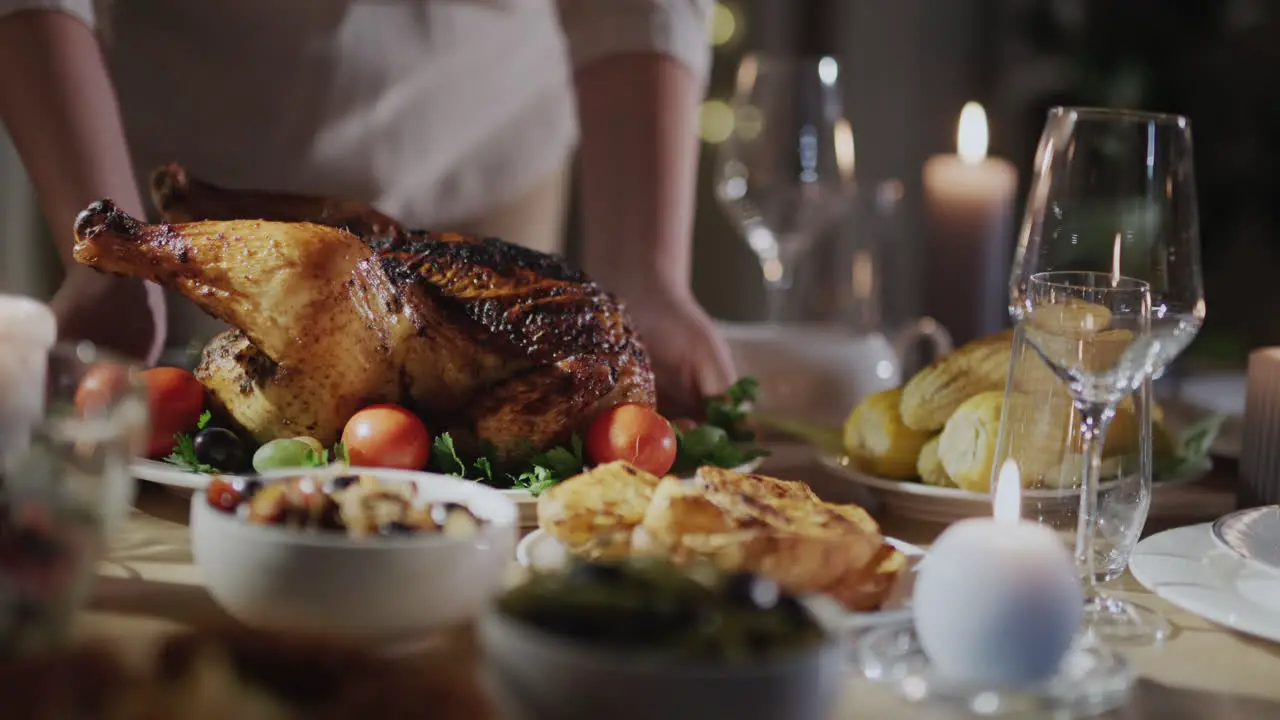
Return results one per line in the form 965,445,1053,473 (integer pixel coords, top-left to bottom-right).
252,438,313,472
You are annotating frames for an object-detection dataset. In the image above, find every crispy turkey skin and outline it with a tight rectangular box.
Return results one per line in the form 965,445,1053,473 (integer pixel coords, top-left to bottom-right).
72,197,656,467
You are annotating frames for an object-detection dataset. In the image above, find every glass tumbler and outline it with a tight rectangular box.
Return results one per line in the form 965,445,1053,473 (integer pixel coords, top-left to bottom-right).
993,326,1154,582
0,342,147,656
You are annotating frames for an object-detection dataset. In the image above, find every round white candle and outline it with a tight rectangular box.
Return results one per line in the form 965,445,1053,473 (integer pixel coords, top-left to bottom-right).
0,295,58,461
913,459,1082,687
922,102,1018,346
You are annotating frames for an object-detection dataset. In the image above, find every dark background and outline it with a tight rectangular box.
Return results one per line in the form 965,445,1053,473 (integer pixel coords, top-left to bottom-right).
679,0,1277,369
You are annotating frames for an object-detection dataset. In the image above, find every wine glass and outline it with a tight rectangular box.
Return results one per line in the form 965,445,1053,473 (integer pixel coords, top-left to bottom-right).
715,53,856,323
1009,107,1204,645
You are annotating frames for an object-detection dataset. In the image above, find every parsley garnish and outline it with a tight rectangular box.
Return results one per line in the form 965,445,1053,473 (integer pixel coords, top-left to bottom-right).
670,377,769,475
704,376,760,443
303,442,346,468
429,431,584,496
512,436,585,493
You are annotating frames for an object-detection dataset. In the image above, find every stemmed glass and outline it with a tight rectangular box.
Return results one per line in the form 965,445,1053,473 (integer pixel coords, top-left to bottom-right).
1010,107,1205,645
715,53,856,323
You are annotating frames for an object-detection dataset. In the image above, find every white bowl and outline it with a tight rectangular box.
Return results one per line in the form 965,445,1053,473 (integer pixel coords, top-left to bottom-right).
478,605,843,720
190,466,517,641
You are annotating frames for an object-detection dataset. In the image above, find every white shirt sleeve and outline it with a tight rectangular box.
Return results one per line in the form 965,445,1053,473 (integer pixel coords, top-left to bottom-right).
0,0,95,28
557,0,713,85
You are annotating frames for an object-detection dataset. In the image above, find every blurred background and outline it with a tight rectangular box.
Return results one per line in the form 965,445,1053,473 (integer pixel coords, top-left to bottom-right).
2,0,1274,369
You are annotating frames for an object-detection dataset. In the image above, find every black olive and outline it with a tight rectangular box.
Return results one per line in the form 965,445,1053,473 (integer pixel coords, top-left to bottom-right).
326,475,359,492
378,521,414,536
316,497,344,531
193,428,247,472
723,572,781,610
237,478,263,500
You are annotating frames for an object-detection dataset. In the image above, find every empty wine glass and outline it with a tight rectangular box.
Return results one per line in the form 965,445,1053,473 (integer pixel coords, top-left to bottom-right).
715,53,856,324
1008,107,1205,645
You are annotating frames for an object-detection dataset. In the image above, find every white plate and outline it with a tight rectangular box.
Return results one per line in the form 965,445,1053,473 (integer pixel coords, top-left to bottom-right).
1210,506,1280,575
131,456,766,528
130,456,765,491
818,453,1213,524
515,528,925,631
1130,523,1280,644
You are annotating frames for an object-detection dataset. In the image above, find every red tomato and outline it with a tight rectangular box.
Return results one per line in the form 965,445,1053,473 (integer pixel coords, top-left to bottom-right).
74,363,134,417
585,403,677,476
140,367,205,458
205,476,243,513
341,404,431,470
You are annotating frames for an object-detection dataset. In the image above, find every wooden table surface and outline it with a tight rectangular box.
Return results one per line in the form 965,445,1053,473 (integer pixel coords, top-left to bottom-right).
76,446,1280,719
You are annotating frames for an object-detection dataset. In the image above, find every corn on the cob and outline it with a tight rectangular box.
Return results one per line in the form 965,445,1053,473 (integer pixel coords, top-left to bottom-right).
899,330,1014,432
938,391,1005,492
916,435,953,487
997,391,1072,483
844,387,932,479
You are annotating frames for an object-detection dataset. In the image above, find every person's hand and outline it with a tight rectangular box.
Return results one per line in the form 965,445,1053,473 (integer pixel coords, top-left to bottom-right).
47,266,166,364
620,284,737,419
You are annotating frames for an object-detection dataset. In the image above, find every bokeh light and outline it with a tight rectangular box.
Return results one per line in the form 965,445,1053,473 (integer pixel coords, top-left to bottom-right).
735,104,764,141
710,3,739,47
699,99,735,144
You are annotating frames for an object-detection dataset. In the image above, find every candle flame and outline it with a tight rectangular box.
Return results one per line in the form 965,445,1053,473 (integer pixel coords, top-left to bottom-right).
957,102,989,164
993,459,1022,524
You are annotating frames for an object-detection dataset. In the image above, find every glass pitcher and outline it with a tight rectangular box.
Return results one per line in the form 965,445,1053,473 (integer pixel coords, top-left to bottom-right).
719,180,951,427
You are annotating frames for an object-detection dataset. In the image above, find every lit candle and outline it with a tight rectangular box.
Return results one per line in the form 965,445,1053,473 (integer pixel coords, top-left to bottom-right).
922,102,1018,346
1241,347,1280,508
0,295,57,461
913,459,1082,687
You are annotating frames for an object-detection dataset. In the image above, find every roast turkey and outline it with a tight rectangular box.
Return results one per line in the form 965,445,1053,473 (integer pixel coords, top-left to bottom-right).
149,161,403,241
72,193,655,467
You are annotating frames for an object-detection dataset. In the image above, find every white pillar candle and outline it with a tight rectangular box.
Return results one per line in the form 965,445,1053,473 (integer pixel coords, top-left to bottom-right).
1241,347,1280,507
922,102,1018,346
913,459,1082,687
0,295,58,461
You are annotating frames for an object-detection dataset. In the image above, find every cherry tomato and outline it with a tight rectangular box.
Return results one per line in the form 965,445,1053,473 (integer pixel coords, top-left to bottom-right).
585,403,677,476
341,404,431,470
140,367,205,458
205,476,260,513
74,363,135,417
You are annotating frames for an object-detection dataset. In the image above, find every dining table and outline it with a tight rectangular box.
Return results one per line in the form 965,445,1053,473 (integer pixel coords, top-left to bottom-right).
73,443,1280,719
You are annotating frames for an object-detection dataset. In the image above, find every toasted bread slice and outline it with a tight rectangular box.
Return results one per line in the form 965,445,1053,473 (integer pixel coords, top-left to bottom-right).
635,474,885,605
536,461,662,560
693,465,820,503
820,543,908,612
